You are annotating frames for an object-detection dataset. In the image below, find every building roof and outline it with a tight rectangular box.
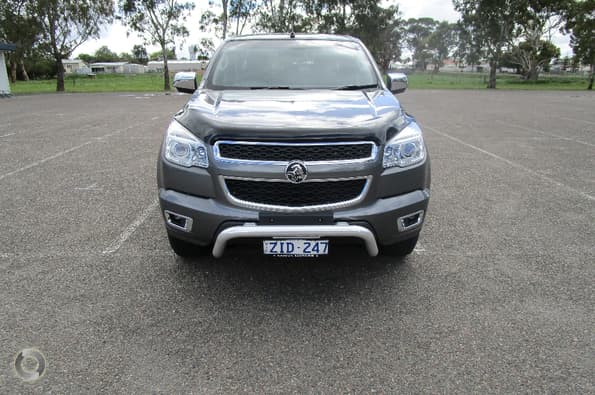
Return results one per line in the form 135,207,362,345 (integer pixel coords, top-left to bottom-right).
90,62,128,67
0,42,17,52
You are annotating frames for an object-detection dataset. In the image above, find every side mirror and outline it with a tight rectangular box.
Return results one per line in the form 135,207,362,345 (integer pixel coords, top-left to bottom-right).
173,71,197,94
386,72,408,94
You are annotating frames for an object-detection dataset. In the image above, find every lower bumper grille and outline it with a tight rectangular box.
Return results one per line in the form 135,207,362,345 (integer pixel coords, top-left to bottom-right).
224,178,368,209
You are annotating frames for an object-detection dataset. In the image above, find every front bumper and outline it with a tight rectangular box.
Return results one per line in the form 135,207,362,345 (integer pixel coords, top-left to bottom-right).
159,187,430,257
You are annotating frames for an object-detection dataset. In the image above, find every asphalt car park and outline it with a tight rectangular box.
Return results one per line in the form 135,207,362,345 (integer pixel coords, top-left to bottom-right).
0,90,593,392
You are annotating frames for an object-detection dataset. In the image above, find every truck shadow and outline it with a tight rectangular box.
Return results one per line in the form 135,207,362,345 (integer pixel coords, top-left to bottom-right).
168,242,417,305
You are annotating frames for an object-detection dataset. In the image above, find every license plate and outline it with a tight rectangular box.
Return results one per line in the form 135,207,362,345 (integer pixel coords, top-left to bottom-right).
263,239,329,257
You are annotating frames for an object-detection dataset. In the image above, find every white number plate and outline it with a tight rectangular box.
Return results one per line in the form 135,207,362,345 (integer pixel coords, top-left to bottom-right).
263,239,329,256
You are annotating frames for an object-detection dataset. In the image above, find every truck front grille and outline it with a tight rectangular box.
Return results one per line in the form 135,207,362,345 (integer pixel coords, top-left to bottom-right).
215,141,376,162
224,178,368,209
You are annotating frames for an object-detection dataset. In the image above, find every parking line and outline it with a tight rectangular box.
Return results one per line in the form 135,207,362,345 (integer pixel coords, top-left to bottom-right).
0,141,95,181
0,125,135,182
424,124,595,202
413,242,425,254
102,199,160,254
560,116,595,126
0,133,16,138
496,120,595,148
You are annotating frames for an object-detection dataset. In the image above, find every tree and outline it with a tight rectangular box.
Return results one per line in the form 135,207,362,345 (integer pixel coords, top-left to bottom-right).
229,0,257,36
566,0,594,89
94,45,119,62
453,21,483,70
221,0,229,39
198,38,215,59
149,48,176,61
77,53,94,64
199,10,223,39
132,44,148,64
35,0,113,91
404,18,438,71
255,0,304,32
0,0,41,82
427,21,456,72
347,3,403,70
119,0,194,91
509,0,570,81
508,39,560,80
454,0,523,88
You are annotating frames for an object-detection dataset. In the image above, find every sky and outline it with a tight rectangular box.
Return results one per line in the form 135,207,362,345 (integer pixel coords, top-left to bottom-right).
73,0,572,59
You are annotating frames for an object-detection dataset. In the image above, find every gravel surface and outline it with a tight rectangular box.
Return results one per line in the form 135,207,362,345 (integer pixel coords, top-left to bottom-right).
0,90,593,393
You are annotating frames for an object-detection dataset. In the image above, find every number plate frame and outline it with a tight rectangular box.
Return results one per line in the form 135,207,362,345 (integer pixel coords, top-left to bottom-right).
263,239,329,257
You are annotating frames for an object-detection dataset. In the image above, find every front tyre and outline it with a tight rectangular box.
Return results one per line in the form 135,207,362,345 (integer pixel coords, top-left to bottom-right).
380,235,418,257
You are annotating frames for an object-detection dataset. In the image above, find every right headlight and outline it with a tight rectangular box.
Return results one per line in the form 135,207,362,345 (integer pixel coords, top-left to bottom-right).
383,122,426,168
164,120,209,168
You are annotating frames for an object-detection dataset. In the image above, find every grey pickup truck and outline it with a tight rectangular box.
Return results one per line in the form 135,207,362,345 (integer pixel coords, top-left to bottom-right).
157,34,430,258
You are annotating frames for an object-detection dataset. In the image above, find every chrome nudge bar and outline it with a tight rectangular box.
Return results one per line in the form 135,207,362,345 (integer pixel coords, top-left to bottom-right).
211,222,379,258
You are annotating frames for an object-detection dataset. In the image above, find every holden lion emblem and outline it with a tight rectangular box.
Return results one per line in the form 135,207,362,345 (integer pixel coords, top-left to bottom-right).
285,161,308,184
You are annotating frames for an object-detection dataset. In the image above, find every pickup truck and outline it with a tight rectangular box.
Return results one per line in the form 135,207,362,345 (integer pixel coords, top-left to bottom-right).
158,34,430,258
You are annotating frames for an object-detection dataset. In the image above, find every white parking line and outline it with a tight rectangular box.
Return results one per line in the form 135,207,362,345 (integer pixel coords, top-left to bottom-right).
560,116,595,126
0,141,95,182
0,125,134,182
424,124,595,202
496,120,595,148
0,133,15,138
413,242,425,254
102,199,160,254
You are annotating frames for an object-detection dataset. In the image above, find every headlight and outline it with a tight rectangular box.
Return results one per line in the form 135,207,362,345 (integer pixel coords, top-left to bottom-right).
164,120,208,168
383,122,426,168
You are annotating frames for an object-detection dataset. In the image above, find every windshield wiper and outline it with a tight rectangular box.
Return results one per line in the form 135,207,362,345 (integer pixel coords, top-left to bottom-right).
249,86,292,90
334,83,379,90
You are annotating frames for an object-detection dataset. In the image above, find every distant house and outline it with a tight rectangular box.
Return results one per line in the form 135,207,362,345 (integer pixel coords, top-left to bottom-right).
0,42,16,96
147,60,206,73
62,59,87,74
90,62,128,74
440,59,459,72
89,62,146,74
122,63,146,74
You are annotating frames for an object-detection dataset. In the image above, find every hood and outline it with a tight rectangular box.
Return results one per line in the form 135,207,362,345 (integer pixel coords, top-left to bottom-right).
175,89,402,143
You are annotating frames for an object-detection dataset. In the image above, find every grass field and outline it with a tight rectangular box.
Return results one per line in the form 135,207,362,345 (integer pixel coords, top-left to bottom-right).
8,71,591,93
9,73,176,94
407,71,590,90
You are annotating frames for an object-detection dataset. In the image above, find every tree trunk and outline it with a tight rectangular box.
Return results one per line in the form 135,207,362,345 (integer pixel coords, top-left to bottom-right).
222,0,228,39
235,0,242,35
162,46,170,91
487,59,497,89
55,56,65,92
20,60,29,81
527,62,538,82
10,56,17,83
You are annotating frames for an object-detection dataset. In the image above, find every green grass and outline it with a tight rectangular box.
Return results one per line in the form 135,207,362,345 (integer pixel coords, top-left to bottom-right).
8,70,590,93
407,72,590,90
10,73,175,94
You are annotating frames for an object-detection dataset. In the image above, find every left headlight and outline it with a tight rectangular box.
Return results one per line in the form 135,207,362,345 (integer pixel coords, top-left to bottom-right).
164,120,208,168
383,122,426,168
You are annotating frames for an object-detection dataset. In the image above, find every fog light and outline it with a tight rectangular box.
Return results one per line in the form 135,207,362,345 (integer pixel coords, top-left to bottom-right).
164,210,193,232
397,210,424,231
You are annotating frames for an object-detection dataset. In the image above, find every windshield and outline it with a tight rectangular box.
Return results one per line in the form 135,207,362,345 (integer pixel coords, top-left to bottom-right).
206,39,379,90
